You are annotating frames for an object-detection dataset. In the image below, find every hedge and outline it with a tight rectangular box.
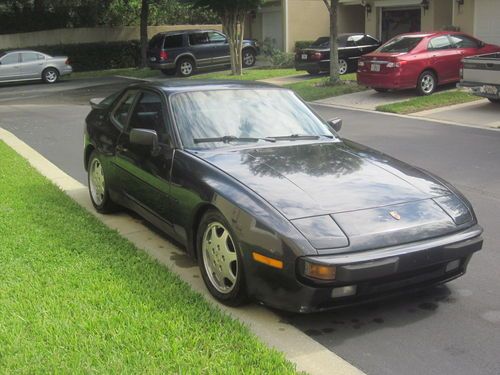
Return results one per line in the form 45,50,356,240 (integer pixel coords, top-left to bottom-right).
28,41,141,72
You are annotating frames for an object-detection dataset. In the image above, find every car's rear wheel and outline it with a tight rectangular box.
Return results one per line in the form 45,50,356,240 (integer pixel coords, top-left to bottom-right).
488,98,500,104
42,68,59,83
88,151,118,214
242,49,256,68
197,209,247,306
161,68,176,76
338,59,348,75
176,57,195,77
374,88,389,93
417,70,436,96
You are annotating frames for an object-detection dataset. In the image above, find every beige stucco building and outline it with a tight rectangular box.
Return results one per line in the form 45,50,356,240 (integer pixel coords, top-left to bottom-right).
248,0,500,52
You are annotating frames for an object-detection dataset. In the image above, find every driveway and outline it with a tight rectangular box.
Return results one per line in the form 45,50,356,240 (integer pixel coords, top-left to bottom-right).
1,78,500,375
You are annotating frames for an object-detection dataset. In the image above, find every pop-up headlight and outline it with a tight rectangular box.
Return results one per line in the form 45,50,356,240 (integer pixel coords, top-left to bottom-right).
292,215,348,249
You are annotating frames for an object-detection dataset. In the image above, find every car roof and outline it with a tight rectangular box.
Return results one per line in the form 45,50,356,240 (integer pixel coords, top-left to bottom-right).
395,31,471,38
1,49,46,55
155,29,222,36
131,80,282,95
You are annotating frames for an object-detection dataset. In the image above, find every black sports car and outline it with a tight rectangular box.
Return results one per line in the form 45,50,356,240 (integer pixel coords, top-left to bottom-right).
84,80,483,313
295,33,380,75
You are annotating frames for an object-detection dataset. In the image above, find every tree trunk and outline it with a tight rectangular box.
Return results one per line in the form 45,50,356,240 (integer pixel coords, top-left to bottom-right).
140,0,149,68
222,10,245,76
329,0,340,84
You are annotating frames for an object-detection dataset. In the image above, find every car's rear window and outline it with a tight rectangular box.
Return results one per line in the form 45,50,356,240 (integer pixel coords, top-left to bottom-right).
164,34,183,48
379,36,423,53
311,37,330,47
149,34,164,49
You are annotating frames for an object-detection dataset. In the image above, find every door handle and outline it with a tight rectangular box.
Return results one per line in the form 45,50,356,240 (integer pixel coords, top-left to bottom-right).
116,145,128,153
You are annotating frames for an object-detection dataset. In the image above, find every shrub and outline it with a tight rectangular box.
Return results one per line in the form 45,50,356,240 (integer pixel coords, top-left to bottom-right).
295,40,314,51
27,41,141,72
261,38,295,68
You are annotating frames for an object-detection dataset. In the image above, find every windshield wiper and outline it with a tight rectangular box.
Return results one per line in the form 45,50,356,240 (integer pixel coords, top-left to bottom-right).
193,135,276,144
265,134,322,141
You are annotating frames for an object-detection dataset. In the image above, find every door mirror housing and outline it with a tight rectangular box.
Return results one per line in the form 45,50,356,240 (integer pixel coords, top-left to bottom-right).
130,128,160,154
327,118,342,132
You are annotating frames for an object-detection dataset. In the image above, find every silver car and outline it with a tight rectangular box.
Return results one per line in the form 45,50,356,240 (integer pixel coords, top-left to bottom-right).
0,50,73,84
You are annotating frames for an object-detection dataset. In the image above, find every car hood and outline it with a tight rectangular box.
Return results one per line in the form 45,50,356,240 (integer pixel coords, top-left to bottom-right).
195,141,451,220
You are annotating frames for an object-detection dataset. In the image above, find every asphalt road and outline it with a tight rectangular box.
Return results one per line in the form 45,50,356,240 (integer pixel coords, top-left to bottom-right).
1,78,499,375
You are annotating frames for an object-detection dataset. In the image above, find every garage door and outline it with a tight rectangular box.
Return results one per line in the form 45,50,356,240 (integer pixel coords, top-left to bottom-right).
474,0,500,44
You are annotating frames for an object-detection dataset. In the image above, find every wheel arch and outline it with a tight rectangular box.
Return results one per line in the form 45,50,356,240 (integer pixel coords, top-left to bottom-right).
84,144,95,171
174,53,196,67
189,203,218,259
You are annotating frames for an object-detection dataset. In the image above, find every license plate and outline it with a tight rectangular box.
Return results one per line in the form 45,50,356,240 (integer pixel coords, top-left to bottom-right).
301,54,308,60
481,85,498,95
371,63,380,72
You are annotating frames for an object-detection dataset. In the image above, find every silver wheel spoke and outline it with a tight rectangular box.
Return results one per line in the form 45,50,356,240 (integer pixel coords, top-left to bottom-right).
89,158,105,206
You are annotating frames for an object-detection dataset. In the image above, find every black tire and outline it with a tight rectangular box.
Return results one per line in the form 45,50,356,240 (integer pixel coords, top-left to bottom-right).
176,57,195,77
242,49,256,68
87,150,118,214
196,209,248,306
488,98,500,104
416,70,437,96
374,88,389,93
161,68,176,76
42,67,59,83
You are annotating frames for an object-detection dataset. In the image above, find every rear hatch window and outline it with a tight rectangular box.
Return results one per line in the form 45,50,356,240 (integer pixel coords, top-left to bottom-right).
149,34,164,49
379,36,423,53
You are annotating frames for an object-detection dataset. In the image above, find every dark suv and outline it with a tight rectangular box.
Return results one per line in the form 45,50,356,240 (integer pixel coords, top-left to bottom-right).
147,29,260,77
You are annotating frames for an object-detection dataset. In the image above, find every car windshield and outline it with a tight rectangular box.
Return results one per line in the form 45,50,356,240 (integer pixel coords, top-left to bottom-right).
378,36,423,53
171,89,334,149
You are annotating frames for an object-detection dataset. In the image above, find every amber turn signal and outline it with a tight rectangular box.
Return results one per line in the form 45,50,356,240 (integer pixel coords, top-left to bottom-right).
304,262,336,281
252,252,283,269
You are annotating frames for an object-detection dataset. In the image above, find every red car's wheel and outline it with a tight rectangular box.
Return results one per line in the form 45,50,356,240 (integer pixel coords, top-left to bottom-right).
417,70,437,96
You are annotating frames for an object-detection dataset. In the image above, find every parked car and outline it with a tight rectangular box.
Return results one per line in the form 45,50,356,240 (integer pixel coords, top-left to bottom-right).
357,31,500,95
295,33,380,75
147,29,260,77
0,50,72,84
458,52,500,104
84,80,483,313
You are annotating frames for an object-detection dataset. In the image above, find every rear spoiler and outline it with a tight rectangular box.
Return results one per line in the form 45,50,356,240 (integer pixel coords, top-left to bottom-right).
89,98,105,110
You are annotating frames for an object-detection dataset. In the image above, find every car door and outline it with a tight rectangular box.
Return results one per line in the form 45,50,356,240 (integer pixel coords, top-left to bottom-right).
208,31,230,66
448,34,484,80
0,52,22,82
20,52,45,78
427,35,460,83
188,32,213,67
113,89,175,231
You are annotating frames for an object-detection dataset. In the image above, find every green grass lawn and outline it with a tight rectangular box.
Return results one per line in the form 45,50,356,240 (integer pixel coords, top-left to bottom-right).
376,90,481,114
0,141,297,374
285,75,366,102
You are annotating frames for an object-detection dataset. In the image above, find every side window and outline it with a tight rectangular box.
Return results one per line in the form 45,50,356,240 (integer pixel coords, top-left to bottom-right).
1,53,20,65
112,91,137,129
346,37,356,47
428,36,453,51
208,32,226,44
449,35,479,49
37,54,46,60
21,52,39,63
189,32,209,46
358,36,379,46
164,34,184,48
128,91,168,141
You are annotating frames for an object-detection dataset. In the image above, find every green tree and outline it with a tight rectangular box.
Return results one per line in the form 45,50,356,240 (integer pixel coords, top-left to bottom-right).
322,0,340,84
196,0,261,75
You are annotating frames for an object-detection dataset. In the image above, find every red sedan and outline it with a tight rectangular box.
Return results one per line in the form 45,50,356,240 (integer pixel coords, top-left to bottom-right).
357,31,500,95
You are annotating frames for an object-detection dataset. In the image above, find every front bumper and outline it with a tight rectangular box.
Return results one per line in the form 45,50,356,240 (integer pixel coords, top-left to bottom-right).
247,225,483,313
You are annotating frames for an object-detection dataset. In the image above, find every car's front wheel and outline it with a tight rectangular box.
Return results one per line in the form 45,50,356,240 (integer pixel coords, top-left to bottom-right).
42,68,59,83
242,49,256,68
87,151,118,213
176,58,195,77
417,70,436,96
197,209,247,306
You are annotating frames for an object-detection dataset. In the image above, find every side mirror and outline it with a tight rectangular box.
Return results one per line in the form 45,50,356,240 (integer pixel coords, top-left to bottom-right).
130,128,160,154
328,118,342,132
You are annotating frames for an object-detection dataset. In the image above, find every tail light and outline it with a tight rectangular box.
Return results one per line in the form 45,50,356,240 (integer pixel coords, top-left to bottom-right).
311,52,322,61
386,60,407,68
159,50,169,61
65,59,70,65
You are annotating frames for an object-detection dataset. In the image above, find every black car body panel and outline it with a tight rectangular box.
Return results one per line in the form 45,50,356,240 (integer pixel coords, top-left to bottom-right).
147,29,260,71
295,33,380,74
84,80,483,313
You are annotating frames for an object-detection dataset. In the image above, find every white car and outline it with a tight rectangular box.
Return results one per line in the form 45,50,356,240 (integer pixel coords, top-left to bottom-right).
0,50,73,84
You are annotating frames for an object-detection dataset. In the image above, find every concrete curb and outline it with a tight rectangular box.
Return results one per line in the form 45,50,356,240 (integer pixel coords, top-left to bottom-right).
0,127,364,375
311,101,500,133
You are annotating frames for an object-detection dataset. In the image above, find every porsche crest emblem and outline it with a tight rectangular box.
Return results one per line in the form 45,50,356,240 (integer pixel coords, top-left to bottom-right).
389,211,401,220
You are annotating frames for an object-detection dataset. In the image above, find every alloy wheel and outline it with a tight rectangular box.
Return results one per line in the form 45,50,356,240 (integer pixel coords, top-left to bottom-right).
202,221,239,294
338,59,348,75
420,73,435,95
243,51,255,67
180,61,193,76
89,158,105,206
44,69,58,83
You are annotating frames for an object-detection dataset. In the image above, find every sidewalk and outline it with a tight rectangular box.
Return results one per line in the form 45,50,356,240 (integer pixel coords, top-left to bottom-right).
315,89,415,110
